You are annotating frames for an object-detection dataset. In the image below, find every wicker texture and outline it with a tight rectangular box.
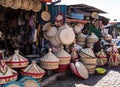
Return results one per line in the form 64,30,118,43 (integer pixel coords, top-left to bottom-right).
21,61,45,79
80,48,95,58
7,50,29,68
40,48,59,70
54,47,71,65
0,60,18,84
77,33,86,42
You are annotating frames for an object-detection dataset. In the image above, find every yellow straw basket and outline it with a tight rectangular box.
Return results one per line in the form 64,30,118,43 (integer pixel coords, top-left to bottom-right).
40,61,59,70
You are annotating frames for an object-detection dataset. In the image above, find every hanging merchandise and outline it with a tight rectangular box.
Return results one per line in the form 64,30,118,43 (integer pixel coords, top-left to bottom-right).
21,61,45,79
91,12,99,19
42,22,57,38
19,76,40,87
55,5,64,27
7,50,29,68
1,0,13,8
41,3,51,21
0,60,18,84
40,0,52,2
32,0,42,12
10,0,22,9
21,0,29,10
54,46,71,72
25,0,34,11
96,49,108,66
40,48,59,70
57,24,75,45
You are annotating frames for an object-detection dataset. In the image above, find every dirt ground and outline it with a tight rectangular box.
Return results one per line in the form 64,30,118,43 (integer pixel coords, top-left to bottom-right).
44,66,120,87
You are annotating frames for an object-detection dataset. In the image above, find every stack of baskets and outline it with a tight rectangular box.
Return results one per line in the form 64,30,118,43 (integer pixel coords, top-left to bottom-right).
79,48,97,74
77,33,86,47
54,47,71,72
40,48,59,70
86,33,98,48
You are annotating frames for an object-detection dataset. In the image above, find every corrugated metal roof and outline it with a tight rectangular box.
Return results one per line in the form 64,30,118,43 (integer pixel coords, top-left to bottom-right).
67,4,107,13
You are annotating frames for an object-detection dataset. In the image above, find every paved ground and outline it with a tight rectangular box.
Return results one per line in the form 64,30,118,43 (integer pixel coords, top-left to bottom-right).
45,66,120,87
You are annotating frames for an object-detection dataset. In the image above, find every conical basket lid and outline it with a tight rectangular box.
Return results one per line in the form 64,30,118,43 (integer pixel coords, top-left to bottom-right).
23,61,45,74
78,33,86,38
40,48,59,62
7,50,28,63
96,49,107,58
81,48,95,57
0,60,17,77
54,47,71,58
87,33,98,40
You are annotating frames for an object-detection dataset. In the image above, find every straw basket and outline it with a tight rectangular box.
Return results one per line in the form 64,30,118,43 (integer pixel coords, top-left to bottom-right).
21,61,45,79
7,50,29,68
87,38,98,43
7,61,29,68
97,58,107,66
40,48,59,70
0,73,18,85
77,37,86,42
40,61,59,70
86,42,95,48
58,57,71,65
80,57,97,64
87,33,98,43
77,41,85,47
80,57,97,74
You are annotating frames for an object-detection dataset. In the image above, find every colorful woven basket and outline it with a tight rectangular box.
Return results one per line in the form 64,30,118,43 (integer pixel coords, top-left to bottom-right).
7,50,29,68
40,48,59,70
0,60,18,85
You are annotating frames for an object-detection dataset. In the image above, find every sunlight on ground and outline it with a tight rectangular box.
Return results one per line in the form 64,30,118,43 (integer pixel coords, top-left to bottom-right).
75,70,120,87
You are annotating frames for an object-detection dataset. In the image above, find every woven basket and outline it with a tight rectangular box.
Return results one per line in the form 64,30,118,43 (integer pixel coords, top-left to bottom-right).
0,73,18,85
21,61,45,79
80,57,97,64
58,57,71,65
97,58,107,66
87,33,98,43
79,51,91,58
77,41,85,47
21,71,45,79
7,61,29,68
7,50,29,68
40,61,59,70
77,37,86,42
86,42,95,48
54,47,71,65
